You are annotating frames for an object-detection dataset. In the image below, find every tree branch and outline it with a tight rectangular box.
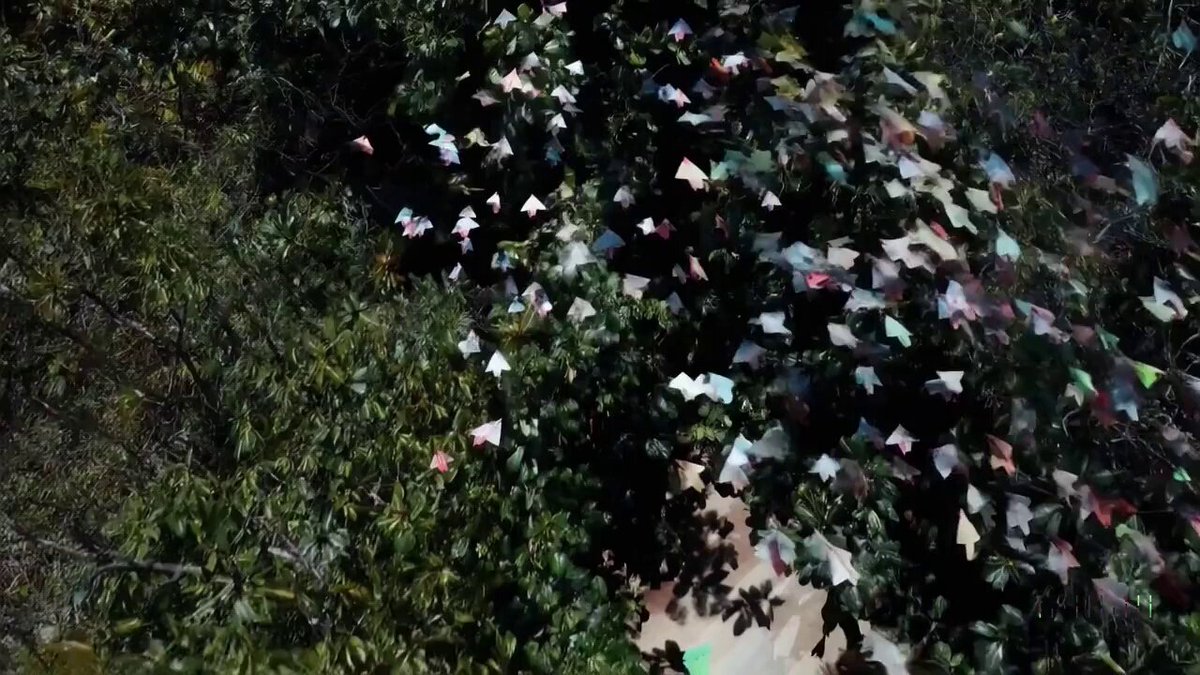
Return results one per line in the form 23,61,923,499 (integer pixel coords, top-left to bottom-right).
10,523,204,579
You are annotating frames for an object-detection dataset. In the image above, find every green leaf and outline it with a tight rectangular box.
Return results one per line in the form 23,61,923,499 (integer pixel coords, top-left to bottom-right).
970,621,1001,640
977,639,1005,673
506,447,525,472
983,560,1010,590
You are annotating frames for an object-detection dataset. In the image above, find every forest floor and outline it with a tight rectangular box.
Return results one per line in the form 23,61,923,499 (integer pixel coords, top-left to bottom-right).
636,493,856,674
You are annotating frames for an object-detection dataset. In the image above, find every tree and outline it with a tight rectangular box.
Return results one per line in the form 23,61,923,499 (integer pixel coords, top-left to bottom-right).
3,2,678,671
6,0,1200,673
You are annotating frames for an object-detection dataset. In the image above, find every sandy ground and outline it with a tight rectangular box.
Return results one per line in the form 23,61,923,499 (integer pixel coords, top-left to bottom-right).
635,493,847,675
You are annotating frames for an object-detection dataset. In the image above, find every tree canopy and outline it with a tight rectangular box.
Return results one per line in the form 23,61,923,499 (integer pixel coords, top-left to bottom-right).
4,0,1200,673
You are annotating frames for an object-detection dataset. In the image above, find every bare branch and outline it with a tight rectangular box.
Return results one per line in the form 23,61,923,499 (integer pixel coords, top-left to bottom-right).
9,523,204,579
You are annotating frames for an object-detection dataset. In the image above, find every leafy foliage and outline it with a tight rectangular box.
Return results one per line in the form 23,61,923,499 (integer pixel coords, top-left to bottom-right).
6,0,1200,673
2,1,654,671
